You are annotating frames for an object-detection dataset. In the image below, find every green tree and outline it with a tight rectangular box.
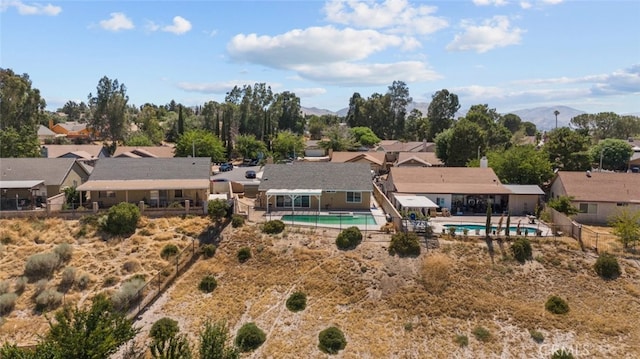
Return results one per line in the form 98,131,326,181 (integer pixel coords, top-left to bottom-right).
387,80,412,139
150,318,180,343
103,202,141,236
345,92,367,128
45,294,138,358
590,138,633,171
175,130,226,162
500,113,523,134
177,105,184,136
544,128,592,171
198,320,239,359
234,323,266,352
150,334,192,359
318,125,358,152
427,89,460,141
208,199,230,223
547,196,579,217
403,108,429,141
0,68,45,157
318,327,347,354
478,145,554,186
522,121,537,136
234,134,267,160
609,208,640,249
435,119,485,166
350,126,381,147
272,130,305,160
87,76,129,142
125,133,154,146
272,91,303,134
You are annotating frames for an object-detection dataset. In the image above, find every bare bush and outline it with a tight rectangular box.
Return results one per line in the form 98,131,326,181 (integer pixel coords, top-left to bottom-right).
0,293,18,315
35,288,63,311
112,277,146,311
123,260,141,273
421,254,453,295
14,276,27,295
0,280,10,295
25,252,60,280
54,243,73,262
59,267,76,291
33,279,49,297
77,272,91,290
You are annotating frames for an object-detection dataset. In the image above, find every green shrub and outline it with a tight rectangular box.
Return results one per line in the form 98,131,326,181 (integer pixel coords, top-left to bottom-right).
454,334,468,347
160,244,179,259
208,199,230,222
102,202,141,235
231,214,245,228
0,293,17,315
262,220,285,234
25,252,60,280
389,232,421,257
472,326,491,342
235,323,266,352
103,275,118,287
237,247,251,263
150,317,180,342
199,275,217,293
77,272,91,290
529,329,544,343
201,244,217,259
551,349,574,359
335,226,363,250
594,252,621,279
545,295,569,314
33,279,49,297
286,291,307,312
511,237,532,263
111,277,145,311
35,289,63,311
318,326,346,354
168,201,184,209
53,243,73,262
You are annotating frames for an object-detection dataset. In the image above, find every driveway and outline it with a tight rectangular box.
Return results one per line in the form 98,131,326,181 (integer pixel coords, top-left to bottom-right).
211,164,263,184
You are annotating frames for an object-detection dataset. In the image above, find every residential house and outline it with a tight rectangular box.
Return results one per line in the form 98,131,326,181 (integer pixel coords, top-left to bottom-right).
0,158,90,209
42,144,110,160
303,140,327,158
49,121,94,141
257,163,372,212
330,151,386,174
548,171,640,224
37,125,57,143
395,152,444,167
376,139,434,163
502,185,544,216
76,157,211,209
384,167,512,215
112,146,175,158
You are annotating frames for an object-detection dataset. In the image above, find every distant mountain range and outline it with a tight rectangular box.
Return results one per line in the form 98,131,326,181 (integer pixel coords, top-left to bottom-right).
301,104,594,131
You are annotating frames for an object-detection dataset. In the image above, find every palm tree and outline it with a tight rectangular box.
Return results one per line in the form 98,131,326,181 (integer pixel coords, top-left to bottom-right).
554,110,560,129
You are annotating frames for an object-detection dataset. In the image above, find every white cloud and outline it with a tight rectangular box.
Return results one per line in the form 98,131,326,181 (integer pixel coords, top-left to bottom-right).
542,0,563,4
513,65,640,94
145,20,160,32
99,12,134,32
177,80,282,94
294,61,441,86
292,87,327,97
228,26,404,68
323,0,448,35
519,1,532,9
1,0,61,15
446,16,523,53
472,0,509,6
162,16,192,35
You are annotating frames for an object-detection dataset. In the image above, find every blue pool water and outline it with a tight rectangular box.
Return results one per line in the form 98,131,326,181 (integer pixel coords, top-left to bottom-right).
444,224,540,235
281,214,376,225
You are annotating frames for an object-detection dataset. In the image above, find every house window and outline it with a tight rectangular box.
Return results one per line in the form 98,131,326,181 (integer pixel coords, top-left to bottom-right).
98,191,116,198
579,203,597,214
617,203,628,206
275,195,310,208
346,192,362,203
436,197,445,207
175,190,183,198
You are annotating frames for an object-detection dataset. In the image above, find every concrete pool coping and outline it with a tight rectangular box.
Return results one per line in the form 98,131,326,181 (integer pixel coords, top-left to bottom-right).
430,215,553,237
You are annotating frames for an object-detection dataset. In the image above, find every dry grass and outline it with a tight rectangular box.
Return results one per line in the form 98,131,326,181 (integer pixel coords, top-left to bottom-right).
2,217,640,358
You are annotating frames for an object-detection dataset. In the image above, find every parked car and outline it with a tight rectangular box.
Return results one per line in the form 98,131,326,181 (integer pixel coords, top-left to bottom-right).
219,163,233,172
245,170,256,179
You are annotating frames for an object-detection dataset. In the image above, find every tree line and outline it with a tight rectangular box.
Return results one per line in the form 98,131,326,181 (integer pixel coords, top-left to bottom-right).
2,67,639,183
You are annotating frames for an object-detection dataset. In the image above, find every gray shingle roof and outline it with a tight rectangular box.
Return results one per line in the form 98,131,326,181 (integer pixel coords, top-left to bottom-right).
0,158,82,186
259,163,372,191
87,158,211,181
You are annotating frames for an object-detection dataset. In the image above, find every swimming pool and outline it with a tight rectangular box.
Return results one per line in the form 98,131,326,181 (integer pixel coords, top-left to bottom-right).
443,224,540,235
281,213,377,226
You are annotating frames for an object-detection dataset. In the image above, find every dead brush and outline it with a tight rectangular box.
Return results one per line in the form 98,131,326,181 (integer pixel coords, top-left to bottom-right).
421,254,453,295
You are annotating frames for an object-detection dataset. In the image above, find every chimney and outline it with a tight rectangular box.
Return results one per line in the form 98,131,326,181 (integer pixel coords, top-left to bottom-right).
480,156,488,168
48,118,53,129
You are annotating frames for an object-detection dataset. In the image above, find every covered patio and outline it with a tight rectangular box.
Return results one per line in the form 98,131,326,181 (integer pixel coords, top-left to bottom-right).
394,195,438,217
265,189,323,213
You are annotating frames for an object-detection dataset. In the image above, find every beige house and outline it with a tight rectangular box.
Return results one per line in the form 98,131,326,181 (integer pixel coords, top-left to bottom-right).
77,158,211,209
257,163,372,212
330,151,387,174
112,146,175,158
0,158,90,209
395,152,444,167
548,171,640,224
385,167,512,215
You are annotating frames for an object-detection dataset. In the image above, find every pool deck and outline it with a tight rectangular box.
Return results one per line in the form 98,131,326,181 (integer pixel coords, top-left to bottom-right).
430,215,553,237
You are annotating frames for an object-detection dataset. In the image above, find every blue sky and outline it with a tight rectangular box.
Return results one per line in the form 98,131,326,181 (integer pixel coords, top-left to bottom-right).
2,0,639,115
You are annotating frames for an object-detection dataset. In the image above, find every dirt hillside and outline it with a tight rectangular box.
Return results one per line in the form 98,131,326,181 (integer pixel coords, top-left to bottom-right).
1,217,639,358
